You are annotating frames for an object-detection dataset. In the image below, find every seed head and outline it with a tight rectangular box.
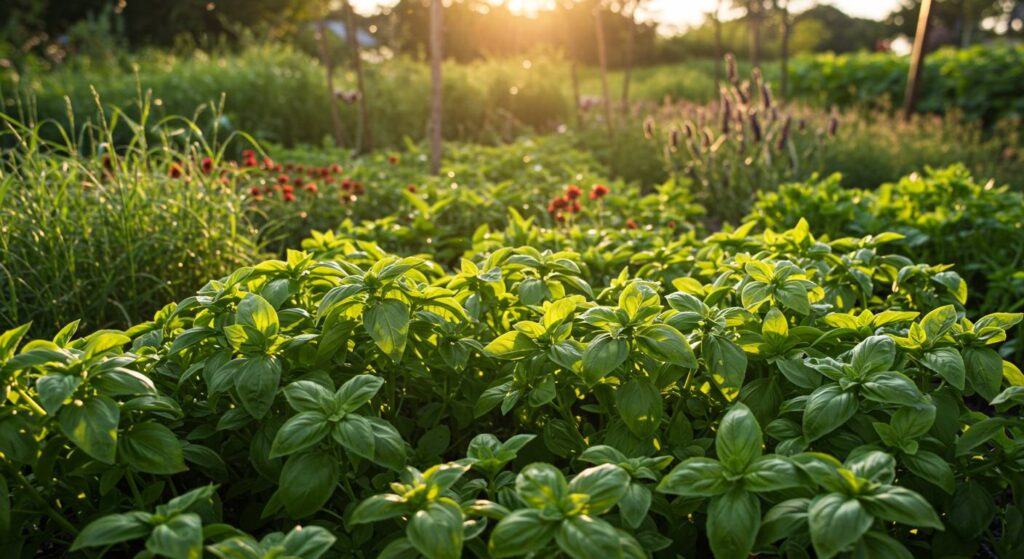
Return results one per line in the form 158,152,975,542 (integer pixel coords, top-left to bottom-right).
748,112,763,143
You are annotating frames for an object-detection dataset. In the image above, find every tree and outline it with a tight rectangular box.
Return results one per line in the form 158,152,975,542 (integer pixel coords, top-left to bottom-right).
342,0,373,153
887,0,1023,47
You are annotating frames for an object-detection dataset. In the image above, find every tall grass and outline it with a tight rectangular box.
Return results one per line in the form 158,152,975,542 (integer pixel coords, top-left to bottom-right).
0,96,262,336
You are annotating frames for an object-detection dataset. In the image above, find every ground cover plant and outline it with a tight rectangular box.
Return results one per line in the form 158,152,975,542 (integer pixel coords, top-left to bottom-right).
2,213,1023,558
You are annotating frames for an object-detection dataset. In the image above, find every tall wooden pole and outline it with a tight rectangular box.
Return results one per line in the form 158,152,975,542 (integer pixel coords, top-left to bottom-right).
621,0,640,115
778,0,790,100
902,0,933,121
317,21,345,148
594,5,615,143
343,0,373,153
429,0,443,175
713,0,723,96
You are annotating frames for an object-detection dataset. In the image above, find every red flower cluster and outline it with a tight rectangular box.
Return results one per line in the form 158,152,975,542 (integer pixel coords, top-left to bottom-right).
547,183,610,223
241,156,353,203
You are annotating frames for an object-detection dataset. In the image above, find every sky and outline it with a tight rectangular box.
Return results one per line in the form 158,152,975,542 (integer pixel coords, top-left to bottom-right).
349,0,902,32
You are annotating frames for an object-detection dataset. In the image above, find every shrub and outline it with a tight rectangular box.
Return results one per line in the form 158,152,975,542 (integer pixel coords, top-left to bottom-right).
748,165,1024,317
2,217,1021,558
789,44,1024,122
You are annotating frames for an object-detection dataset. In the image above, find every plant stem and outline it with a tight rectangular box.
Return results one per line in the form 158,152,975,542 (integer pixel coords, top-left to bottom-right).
125,470,145,509
16,388,47,417
3,461,79,535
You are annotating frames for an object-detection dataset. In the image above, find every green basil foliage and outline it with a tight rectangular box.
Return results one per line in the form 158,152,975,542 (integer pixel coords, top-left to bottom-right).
1,217,1022,558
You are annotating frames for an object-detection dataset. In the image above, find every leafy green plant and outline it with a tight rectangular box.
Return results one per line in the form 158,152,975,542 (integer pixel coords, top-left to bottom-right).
2,214,1022,558
748,164,1024,358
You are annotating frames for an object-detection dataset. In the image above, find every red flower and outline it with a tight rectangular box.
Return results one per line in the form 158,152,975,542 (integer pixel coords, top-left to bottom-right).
625,218,638,230
303,183,318,193
565,184,582,200
282,184,294,194
352,182,365,195
554,212,566,223
590,184,610,200
388,155,399,165
201,157,214,174
569,201,581,213
249,186,261,197
168,163,184,178
406,184,417,193
549,197,568,212
341,179,353,191
283,192,295,202
262,157,275,169
242,149,255,159
243,156,257,168
330,164,343,174
295,165,305,173
277,174,290,184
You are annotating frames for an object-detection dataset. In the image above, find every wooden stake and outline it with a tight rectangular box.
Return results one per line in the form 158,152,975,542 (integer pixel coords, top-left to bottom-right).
903,0,933,121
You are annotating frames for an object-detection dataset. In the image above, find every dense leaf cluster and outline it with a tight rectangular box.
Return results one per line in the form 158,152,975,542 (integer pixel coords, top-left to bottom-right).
789,44,1024,122
1,217,1022,558
748,164,1024,351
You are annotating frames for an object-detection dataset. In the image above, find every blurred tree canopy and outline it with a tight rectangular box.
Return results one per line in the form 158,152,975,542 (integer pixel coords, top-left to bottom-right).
3,0,1021,69
887,0,1023,47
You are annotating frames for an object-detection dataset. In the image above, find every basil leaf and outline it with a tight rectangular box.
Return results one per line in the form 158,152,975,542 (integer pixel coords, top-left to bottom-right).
567,464,630,515
489,509,558,558
554,515,624,559
803,384,857,442
119,422,186,475
71,512,153,550
364,299,410,362
58,396,120,464
581,334,629,385
808,493,872,559
706,487,760,559
615,379,663,438
716,403,763,473
269,411,331,458
146,513,203,559
278,451,339,518
657,457,730,497
860,486,942,529
407,498,464,559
